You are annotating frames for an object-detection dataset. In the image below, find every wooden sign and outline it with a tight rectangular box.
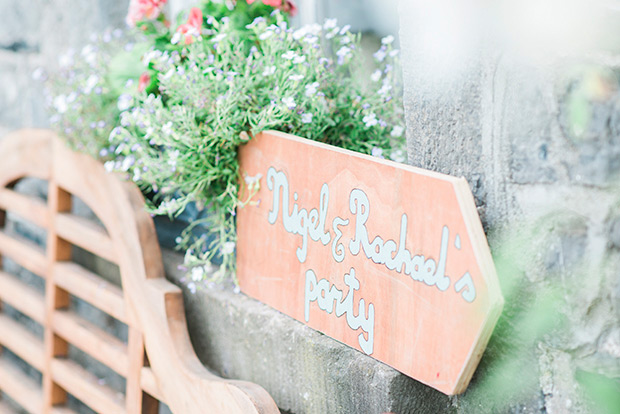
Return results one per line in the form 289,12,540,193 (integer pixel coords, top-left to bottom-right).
237,131,504,395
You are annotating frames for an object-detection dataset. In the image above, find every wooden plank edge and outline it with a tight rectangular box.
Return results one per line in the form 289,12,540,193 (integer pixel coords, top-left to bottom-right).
50,358,126,414
0,356,43,414
0,314,45,371
0,231,46,277
140,367,164,402
0,270,46,325
49,406,79,414
55,213,117,264
53,262,126,323
52,310,129,378
0,187,48,229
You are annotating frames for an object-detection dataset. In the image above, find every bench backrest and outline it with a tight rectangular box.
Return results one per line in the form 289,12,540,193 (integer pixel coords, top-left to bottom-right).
0,129,278,414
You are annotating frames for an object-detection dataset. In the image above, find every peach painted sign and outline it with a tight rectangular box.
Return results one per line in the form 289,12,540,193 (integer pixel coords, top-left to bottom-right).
237,131,504,395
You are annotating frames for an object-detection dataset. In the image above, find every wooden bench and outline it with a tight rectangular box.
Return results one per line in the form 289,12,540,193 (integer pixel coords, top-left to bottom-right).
0,129,279,413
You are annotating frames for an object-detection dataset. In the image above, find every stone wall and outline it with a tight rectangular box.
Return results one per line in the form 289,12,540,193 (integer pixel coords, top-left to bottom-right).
2,0,618,413
0,0,130,137
0,1,452,413
399,1,620,412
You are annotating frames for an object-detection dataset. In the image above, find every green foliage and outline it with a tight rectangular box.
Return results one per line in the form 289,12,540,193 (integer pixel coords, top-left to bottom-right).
46,1,404,283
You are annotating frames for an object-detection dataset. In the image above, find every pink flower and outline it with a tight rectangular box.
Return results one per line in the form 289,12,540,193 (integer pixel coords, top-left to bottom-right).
126,0,167,27
138,72,150,92
282,0,297,17
174,7,203,45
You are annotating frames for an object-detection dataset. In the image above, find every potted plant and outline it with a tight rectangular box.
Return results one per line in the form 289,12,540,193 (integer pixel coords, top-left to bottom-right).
44,0,405,287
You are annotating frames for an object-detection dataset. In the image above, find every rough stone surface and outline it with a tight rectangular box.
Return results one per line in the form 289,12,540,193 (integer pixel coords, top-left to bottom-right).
0,0,129,133
400,0,620,412
162,250,454,414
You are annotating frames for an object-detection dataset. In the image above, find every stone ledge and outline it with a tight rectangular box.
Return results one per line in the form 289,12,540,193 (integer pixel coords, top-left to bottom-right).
162,249,454,414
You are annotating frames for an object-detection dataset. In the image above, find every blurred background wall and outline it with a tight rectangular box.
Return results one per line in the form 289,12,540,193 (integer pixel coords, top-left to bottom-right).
0,0,619,413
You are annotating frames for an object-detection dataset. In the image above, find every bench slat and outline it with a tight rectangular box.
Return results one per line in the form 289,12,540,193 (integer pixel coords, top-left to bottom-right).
55,213,117,264
0,187,48,229
53,262,126,323
0,231,46,277
0,270,46,324
51,358,126,414
52,310,129,377
0,356,43,414
0,314,45,371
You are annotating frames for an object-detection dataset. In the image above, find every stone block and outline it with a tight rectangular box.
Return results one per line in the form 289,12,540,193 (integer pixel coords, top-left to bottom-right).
162,250,454,414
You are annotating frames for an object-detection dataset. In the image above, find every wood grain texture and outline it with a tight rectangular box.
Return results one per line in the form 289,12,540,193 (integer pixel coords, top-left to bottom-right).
0,356,43,414
0,129,279,413
237,131,505,395
0,270,46,324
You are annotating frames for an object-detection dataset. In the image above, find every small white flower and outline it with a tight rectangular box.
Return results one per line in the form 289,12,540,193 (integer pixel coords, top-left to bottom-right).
191,266,205,282
53,95,68,114
259,30,274,40
303,35,319,45
339,25,351,35
289,74,304,82
371,69,382,82
117,94,133,111
31,67,46,81
171,32,182,45
336,46,351,64
324,18,338,30
378,82,392,96
293,55,306,64
306,23,322,35
282,51,297,60
58,49,75,67
104,160,115,172
389,49,400,57
162,122,173,136
363,113,378,128
142,49,163,65
246,16,265,29
301,113,313,124
390,149,406,163
382,35,395,45
305,82,319,97
262,66,276,76
83,74,99,94
81,44,97,66
390,125,405,137
293,27,307,40
336,46,351,57
371,147,384,158
341,36,351,45
121,155,135,171
374,48,387,62
222,241,236,255
212,33,227,43
282,96,296,109
244,173,263,185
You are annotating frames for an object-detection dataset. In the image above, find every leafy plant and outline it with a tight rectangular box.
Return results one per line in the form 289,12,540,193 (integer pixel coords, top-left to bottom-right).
45,1,405,285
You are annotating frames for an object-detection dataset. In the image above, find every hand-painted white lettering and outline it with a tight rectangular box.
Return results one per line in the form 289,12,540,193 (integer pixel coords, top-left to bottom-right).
305,268,375,355
266,167,331,263
265,169,474,303
454,272,476,302
331,217,349,262
348,189,452,292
